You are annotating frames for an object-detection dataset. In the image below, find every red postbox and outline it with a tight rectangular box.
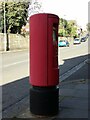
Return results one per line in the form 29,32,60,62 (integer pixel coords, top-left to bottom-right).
30,13,59,116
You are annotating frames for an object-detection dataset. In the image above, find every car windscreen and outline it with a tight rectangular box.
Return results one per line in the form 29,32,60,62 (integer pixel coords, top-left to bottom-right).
74,39,79,41
60,40,66,42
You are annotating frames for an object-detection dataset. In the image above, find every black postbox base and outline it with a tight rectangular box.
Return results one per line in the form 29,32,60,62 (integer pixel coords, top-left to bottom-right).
30,86,59,116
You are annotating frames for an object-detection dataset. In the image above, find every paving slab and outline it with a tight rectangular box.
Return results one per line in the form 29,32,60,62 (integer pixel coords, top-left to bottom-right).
17,79,88,119
73,89,88,98
56,109,88,118
75,83,88,90
60,97,88,110
59,88,75,96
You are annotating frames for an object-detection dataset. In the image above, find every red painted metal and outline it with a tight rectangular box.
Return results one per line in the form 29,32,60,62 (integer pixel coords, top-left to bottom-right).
47,15,59,86
30,13,59,86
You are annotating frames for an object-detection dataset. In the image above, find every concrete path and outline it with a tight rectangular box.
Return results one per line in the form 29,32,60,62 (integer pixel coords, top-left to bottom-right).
17,63,89,119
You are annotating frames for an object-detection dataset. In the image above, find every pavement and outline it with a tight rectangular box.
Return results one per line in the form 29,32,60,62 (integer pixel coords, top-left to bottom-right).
16,60,89,119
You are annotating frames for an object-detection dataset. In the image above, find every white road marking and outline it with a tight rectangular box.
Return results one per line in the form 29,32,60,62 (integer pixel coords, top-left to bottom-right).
3,60,29,68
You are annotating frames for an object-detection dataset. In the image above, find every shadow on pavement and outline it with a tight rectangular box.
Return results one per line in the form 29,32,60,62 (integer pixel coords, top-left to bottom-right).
59,54,89,80
2,76,30,117
2,54,90,118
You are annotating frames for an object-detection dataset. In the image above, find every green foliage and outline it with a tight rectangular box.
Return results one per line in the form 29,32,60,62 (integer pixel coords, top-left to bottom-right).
0,1,29,33
0,2,4,33
59,18,77,37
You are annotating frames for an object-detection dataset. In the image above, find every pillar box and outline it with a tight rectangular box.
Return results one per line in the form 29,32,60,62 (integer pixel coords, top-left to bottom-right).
29,13,59,116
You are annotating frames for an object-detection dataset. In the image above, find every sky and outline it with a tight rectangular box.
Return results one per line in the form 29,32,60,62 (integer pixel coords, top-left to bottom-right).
40,0,89,30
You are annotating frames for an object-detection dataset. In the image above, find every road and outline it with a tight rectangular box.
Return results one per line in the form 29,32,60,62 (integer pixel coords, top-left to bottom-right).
1,38,89,118
58,39,88,74
1,51,29,85
0,39,89,85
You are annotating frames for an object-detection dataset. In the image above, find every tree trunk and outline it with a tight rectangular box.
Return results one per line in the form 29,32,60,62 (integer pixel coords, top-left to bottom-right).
6,32,9,51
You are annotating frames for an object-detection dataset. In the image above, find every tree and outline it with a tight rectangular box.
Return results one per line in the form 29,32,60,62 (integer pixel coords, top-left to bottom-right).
58,19,77,37
28,0,43,17
0,2,4,33
59,18,68,37
0,1,29,51
1,1,29,34
66,20,77,37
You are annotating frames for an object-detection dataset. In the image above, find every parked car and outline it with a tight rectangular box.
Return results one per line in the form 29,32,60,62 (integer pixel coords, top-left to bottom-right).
86,33,89,38
81,37,86,42
58,40,69,47
73,38,81,44
85,34,89,39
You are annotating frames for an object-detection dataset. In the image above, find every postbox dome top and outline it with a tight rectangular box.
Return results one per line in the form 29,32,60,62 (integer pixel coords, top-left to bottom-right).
30,13,59,19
